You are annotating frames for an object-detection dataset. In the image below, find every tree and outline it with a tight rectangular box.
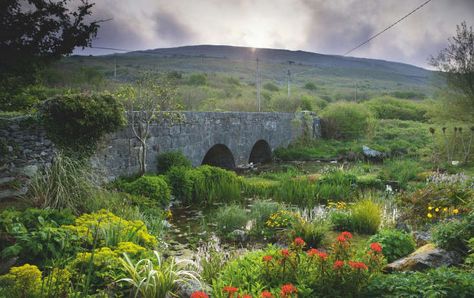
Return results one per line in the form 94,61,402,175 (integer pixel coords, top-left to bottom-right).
0,0,100,111
429,22,474,121
117,74,184,175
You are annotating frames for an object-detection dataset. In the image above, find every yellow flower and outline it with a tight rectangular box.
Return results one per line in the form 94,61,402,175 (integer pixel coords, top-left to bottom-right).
453,209,459,214
427,213,433,218
428,206,433,210
435,208,440,212
443,207,448,212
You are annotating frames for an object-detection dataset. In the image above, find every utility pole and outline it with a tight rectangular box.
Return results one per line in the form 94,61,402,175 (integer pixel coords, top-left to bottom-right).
114,54,117,80
287,69,291,101
256,56,261,112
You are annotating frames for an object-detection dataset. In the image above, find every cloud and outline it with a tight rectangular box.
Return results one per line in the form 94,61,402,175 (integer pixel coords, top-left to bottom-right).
72,0,474,67
154,10,194,43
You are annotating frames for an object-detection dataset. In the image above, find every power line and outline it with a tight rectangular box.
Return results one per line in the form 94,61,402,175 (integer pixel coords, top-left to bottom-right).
343,0,433,56
90,46,132,52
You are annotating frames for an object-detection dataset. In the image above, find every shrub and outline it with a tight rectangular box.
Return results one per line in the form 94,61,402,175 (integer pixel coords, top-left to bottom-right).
0,264,42,297
364,96,428,121
214,205,249,237
119,176,171,207
0,208,78,262
27,153,101,214
329,211,353,232
290,219,330,248
380,159,423,188
166,165,241,205
263,82,279,92
62,209,157,249
304,82,318,91
156,151,191,174
368,229,416,262
431,213,474,254
320,102,373,140
188,73,207,85
249,200,281,232
212,233,385,297
351,199,382,235
365,267,474,298
118,251,201,298
39,93,126,156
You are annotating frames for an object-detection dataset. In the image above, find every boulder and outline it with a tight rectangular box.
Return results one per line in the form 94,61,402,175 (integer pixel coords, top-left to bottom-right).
384,243,462,273
362,145,385,162
412,231,431,247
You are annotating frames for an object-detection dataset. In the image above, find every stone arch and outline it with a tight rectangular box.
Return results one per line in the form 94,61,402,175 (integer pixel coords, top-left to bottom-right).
201,144,235,169
249,139,272,164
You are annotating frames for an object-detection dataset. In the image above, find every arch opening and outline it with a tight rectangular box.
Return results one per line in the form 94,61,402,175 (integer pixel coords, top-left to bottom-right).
202,144,236,169
249,139,272,164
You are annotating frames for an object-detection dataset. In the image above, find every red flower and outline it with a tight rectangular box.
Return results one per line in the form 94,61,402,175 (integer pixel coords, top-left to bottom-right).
281,249,290,257
223,286,239,295
262,255,273,262
191,291,209,298
307,248,319,257
333,260,344,269
280,283,297,296
294,237,306,247
241,295,252,298
341,231,353,239
318,252,328,260
261,291,273,298
349,261,368,270
370,242,382,253
337,235,346,243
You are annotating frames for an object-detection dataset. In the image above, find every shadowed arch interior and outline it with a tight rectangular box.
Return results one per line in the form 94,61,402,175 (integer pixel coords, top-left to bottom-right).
202,144,236,169
249,139,272,164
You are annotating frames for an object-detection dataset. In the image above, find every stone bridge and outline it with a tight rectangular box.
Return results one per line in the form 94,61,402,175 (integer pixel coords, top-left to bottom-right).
0,112,320,198
93,111,320,179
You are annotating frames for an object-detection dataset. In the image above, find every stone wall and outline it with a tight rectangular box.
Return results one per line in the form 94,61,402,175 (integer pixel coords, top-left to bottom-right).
0,116,55,199
1,111,320,199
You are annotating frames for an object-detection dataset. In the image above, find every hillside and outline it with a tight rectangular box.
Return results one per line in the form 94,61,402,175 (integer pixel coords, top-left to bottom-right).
47,45,440,112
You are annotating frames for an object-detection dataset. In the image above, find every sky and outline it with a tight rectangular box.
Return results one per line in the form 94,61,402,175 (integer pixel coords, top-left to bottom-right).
74,0,474,69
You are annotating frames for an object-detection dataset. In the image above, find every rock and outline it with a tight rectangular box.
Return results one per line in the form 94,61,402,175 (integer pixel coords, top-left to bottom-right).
0,257,18,275
176,279,211,298
412,231,431,247
362,145,385,162
384,243,462,273
19,165,38,178
229,229,247,242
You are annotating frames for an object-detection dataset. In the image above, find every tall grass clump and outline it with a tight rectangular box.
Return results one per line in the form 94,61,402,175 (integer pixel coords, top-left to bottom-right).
351,199,382,234
321,101,373,140
315,170,356,203
117,176,171,207
27,152,100,214
274,177,317,207
214,204,249,236
380,159,423,188
290,219,330,248
156,151,191,174
364,96,429,122
249,200,281,230
166,165,241,205
118,251,201,298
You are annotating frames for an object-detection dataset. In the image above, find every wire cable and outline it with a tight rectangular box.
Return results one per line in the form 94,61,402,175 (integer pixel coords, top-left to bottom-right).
343,0,433,56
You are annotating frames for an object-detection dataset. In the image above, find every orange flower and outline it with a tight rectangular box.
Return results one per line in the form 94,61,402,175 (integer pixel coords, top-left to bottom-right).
340,231,353,239
262,255,273,262
318,252,328,260
307,248,319,257
191,291,209,298
241,295,252,298
280,283,297,297
281,249,290,257
337,235,346,243
294,237,306,247
370,242,382,253
223,286,239,295
348,261,368,270
261,290,273,298
333,260,344,269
